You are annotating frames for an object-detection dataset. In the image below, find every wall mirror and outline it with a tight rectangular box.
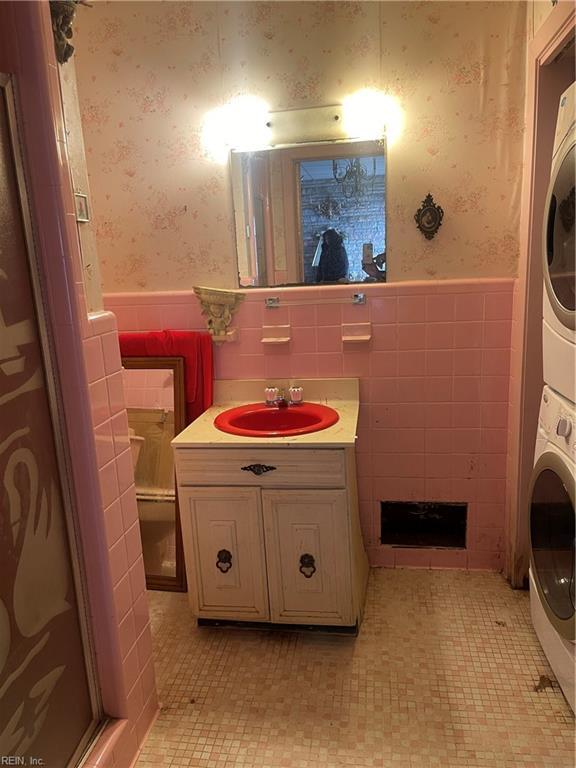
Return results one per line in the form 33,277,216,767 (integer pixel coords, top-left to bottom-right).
122,357,187,592
231,139,386,288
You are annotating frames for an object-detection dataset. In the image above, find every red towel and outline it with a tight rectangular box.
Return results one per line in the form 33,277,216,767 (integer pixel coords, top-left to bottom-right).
119,330,213,424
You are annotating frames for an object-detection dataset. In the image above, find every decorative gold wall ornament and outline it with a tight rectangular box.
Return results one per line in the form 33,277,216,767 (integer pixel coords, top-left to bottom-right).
193,286,245,343
414,193,444,240
49,0,91,65
50,1,76,64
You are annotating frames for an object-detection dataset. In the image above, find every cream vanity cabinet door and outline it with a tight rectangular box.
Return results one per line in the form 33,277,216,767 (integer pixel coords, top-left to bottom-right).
262,489,354,625
178,487,270,620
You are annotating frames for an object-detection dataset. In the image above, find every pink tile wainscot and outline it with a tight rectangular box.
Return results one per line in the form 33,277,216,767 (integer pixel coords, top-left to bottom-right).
105,277,514,573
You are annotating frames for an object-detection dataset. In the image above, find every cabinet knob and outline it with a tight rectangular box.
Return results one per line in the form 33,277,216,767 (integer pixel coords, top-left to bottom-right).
216,549,233,573
299,553,317,579
241,463,277,476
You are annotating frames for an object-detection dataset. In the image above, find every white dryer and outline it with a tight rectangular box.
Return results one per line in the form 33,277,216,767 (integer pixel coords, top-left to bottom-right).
543,81,575,404
529,385,575,711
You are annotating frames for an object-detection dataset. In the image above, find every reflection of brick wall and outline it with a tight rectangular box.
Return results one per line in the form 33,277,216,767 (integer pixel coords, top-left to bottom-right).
300,176,386,283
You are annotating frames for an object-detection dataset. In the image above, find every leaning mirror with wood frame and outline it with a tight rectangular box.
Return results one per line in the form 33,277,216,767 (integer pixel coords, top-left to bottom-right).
122,356,187,592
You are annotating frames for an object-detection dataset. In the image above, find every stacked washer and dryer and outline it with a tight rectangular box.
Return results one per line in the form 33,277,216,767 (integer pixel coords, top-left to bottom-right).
528,81,575,712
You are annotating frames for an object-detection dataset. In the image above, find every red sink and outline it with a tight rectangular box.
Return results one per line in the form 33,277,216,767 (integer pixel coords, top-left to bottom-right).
214,402,339,437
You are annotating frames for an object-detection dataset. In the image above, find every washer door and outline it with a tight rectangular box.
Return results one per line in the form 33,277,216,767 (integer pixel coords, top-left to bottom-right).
529,451,575,641
543,138,575,330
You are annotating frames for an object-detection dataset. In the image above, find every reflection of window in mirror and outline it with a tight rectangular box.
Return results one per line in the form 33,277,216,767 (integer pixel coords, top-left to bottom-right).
231,140,386,288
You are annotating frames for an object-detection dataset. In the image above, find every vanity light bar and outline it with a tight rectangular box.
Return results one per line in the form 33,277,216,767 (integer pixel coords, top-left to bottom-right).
265,293,366,308
266,104,345,145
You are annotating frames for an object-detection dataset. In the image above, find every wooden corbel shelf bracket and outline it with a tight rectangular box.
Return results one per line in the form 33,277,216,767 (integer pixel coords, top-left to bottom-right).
193,286,245,343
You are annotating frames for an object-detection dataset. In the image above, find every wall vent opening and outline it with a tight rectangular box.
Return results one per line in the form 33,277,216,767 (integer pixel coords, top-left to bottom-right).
380,501,467,548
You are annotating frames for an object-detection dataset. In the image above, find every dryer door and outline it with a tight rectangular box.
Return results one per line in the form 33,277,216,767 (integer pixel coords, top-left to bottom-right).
543,139,575,330
529,451,575,641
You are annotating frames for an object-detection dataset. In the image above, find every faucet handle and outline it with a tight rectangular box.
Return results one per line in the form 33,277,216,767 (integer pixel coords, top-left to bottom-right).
265,387,279,406
289,386,303,405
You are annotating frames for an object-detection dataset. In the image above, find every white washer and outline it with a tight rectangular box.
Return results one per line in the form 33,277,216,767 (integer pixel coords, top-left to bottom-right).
542,81,575,404
529,385,575,711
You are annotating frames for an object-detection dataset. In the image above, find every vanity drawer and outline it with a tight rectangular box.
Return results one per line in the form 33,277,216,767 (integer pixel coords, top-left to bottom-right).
175,448,346,488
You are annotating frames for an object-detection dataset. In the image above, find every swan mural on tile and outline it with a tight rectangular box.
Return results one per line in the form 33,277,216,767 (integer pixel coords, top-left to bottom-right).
0,290,90,760
6,449,71,636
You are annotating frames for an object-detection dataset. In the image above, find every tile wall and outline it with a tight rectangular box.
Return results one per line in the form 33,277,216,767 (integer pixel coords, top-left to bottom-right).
105,276,514,572
83,311,158,765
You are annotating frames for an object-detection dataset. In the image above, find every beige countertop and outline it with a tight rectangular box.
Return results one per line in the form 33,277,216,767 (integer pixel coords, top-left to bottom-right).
172,378,359,449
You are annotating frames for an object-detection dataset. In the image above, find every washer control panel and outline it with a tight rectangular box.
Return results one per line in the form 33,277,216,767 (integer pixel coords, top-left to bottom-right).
539,386,576,461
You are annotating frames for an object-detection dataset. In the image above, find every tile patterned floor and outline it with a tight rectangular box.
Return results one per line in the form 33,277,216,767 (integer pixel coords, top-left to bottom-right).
136,570,574,768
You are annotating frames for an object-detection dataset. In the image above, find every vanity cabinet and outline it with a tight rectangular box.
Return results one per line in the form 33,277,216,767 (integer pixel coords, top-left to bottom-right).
175,447,368,630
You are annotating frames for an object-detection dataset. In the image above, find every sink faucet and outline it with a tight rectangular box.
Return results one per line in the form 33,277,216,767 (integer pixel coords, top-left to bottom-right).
265,387,284,407
264,386,303,407
275,392,289,408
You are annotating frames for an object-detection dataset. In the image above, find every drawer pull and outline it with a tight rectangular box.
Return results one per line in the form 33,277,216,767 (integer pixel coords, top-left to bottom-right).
241,463,277,476
299,553,316,579
216,549,233,573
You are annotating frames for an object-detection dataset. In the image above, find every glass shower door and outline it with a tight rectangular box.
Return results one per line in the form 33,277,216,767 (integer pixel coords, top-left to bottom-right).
0,76,102,764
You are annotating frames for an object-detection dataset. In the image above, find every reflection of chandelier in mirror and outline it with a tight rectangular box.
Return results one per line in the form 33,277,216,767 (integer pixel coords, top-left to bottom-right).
332,157,376,200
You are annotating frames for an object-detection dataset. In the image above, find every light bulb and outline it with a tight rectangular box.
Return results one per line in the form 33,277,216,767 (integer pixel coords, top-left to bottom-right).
201,95,271,164
342,88,404,146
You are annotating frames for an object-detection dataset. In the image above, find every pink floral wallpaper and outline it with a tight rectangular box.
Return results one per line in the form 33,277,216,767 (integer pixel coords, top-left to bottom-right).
74,1,527,292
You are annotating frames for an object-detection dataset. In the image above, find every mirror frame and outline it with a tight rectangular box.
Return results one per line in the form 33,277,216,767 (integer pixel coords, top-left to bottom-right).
122,356,187,593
